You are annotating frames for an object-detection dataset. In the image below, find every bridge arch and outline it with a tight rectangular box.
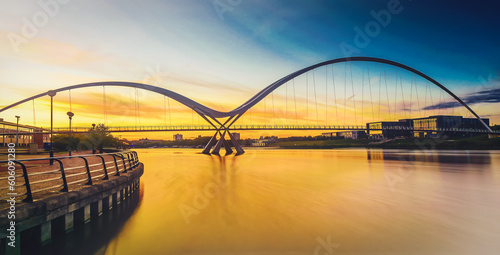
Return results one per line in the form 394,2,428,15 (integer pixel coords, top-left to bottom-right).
0,81,229,118
0,57,493,156
228,57,492,132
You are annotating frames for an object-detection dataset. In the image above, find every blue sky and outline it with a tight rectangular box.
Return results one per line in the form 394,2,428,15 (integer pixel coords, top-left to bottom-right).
1,0,499,128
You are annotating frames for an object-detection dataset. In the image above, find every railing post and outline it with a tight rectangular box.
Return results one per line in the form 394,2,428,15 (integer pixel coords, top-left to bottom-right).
96,155,109,180
117,154,127,173
53,159,68,192
78,156,93,185
111,154,120,176
15,161,33,202
132,151,138,167
126,153,133,169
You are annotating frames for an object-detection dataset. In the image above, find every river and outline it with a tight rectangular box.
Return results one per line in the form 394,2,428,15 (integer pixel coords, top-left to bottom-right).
99,148,500,255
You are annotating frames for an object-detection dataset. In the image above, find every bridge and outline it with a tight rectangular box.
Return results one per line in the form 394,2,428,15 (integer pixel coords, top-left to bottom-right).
2,124,497,135
1,57,495,156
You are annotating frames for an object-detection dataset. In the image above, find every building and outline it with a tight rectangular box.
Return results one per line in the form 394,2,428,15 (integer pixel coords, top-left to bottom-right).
232,132,240,140
252,136,278,147
367,115,490,140
335,131,367,139
173,134,183,141
366,121,411,140
322,132,334,137
412,115,490,138
1,118,49,148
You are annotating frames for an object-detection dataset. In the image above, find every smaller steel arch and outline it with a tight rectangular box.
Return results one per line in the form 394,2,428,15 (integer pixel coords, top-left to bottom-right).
0,81,229,118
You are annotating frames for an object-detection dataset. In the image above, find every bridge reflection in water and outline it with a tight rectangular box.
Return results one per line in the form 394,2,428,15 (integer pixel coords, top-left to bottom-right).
96,148,500,255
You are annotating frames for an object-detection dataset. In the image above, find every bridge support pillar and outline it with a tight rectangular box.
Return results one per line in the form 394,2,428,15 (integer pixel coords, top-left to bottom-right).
202,130,244,156
202,133,218,155
91,200,103,217
75,204,91,225
65,212,74,232
40,221,51,245
116,191,121,205
4,233,20,255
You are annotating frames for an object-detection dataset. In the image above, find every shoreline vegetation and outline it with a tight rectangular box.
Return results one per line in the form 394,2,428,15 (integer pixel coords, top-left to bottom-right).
271,135,500,150
34,123,500,153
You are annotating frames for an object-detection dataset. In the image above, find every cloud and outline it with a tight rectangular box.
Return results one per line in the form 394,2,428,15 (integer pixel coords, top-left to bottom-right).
423,87,500,110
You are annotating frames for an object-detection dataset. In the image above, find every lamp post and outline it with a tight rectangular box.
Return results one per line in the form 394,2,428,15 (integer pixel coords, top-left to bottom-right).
15,116,20,146
67,111,74,156
92,123,96,154
47,90,57,165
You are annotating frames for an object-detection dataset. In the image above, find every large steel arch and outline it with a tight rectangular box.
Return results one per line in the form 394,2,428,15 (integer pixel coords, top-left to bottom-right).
227,57,492,132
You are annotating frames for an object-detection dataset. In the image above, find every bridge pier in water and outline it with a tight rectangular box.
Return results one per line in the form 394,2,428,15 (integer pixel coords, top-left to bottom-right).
202,129,245,156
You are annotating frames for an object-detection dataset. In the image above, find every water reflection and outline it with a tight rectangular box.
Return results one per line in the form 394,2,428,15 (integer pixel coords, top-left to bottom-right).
26,187,142,255
367,149,492,164
101,149,500,255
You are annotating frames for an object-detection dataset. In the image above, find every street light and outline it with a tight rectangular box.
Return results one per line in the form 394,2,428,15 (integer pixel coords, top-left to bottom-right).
15,116,20,146
91,123,96,154
67,111,74,156
47,90,57,165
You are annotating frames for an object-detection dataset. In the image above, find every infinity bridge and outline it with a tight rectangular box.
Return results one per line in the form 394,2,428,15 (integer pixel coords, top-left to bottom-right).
2,125,497,135
1,57,494,155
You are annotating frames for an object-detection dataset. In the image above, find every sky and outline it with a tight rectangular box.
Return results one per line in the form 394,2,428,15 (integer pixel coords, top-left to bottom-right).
1,0,499,139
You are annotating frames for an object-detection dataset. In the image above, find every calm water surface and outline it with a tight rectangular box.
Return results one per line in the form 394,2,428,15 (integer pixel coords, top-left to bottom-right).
103,149,500,255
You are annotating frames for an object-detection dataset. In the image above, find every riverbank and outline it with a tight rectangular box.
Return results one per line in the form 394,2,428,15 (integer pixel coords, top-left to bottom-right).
273,135,500,150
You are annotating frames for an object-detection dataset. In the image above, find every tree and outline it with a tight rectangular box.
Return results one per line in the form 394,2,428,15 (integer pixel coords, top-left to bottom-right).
53,124,125,153
87,124,121,153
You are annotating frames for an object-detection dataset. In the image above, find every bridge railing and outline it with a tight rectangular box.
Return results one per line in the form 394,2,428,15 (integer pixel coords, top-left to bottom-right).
0,151,139,202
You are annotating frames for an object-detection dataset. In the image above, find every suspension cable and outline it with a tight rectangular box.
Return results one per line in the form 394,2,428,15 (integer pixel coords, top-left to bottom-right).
428,82,435,116
367,63,375,122
414,74,422,117
137,89,141,126
378,65,382,120
394,69,399,120
264,97,267,126
313,69,319,125
384,67,391,119
400,71,407,119
361,62,365,125
293,79,298,125
424,82,428,117
285,82,288,125
331,64,339,124
163,96,167,125
409,73,414,119
350,61,357,126
168,97,172,126
103,86,107,125
344,62,347,125
69,89,72,112
32,99,36,126
134,88,138,127
272,91,275,126
306,72,309,125
325,66,328,125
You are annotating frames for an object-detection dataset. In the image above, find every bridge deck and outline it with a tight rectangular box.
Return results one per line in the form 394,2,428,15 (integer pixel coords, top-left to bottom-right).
1,125,498,135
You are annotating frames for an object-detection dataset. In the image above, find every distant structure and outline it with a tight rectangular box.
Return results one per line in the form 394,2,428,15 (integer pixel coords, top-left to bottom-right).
173,134,183,141
322,131,367,139
252,136,278,147
232,132,241,140
366,120,412,140
1,118,49,148
337,131,367,139
367,115,490,140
